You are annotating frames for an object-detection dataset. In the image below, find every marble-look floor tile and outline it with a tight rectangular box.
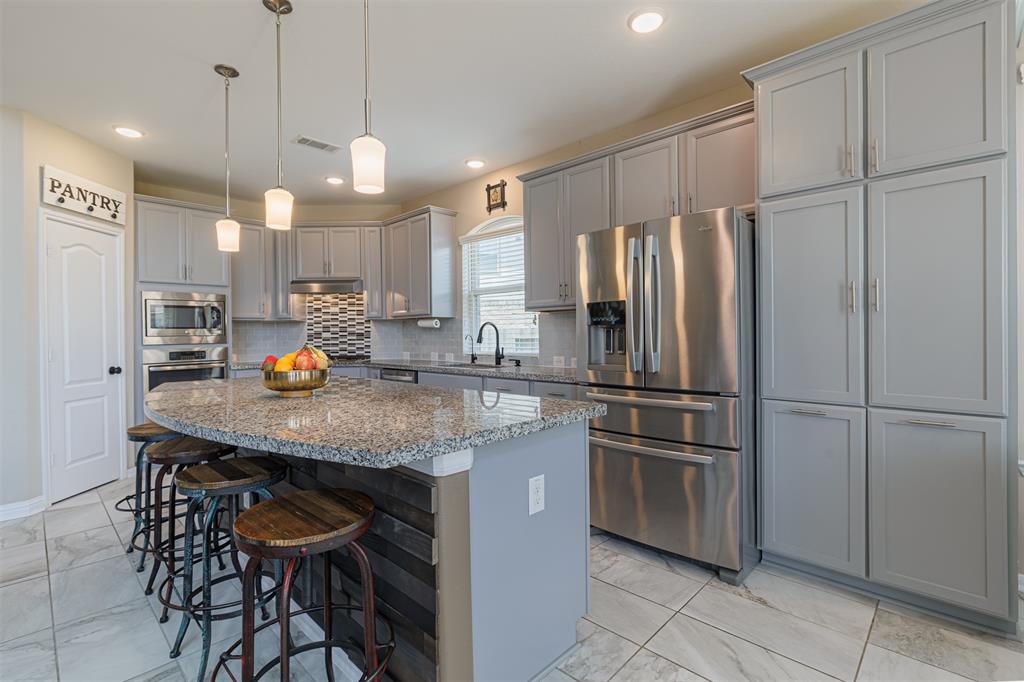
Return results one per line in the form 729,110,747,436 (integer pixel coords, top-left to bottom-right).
152,576,243,657
177,622,315,681
289,626,362,682
0,627,58,681
97,475,136,503
55,599,170,682
710,568,876,639
683,581,863,681
114,516,140,550
0,514,44,550
647,613,834,682
127,661,187,682
856,644,970,681
610,648,706,681
760,562,879,607
556,618,639,682
869,606,1024,681
588,578,674,645
49,490,101,510
46,524,124,572
51,554,145,625
0,576,51,644
536,667,577,682
590,544,622,576
877,601,1024,655
600,537,715,584
0,541,47,587
43,501,111,539
595,552,704,610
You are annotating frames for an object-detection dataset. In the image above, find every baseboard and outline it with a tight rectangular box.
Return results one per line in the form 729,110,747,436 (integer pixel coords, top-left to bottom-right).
0,495,46,522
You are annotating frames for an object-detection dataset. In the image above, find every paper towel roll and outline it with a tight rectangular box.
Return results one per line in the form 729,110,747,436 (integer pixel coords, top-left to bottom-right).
417,318,441,329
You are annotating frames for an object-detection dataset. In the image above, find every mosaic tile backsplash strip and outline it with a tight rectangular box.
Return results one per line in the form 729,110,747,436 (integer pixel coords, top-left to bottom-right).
305,293,372,357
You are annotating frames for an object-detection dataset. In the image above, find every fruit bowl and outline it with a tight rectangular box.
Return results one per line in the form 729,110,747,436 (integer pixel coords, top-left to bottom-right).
262,369,330,398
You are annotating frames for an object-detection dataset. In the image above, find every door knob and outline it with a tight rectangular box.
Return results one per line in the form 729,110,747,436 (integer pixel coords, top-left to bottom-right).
108,366,123,375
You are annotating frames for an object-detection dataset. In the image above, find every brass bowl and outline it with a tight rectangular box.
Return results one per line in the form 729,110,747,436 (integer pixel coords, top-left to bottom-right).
262,369,330,398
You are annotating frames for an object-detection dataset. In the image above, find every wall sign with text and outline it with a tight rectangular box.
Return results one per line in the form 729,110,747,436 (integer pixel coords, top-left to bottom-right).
42,165,127,226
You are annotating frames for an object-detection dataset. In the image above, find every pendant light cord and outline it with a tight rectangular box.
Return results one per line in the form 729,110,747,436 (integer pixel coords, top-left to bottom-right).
363,0,371,135
276,5,284,187
224,75,231,218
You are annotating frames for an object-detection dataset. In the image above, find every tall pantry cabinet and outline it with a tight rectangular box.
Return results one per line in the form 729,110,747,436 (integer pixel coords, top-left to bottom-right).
744,0,1016,627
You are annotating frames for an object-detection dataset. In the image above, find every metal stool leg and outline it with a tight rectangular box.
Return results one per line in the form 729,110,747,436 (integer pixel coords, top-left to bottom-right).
194,496,222,681
323,554,335,682
349,542,379,676
145,465,170,596
277,557,299,682
136,460,154,572
159,470,179,623
125,442,147,555
169,496,202,659
240,553,261,682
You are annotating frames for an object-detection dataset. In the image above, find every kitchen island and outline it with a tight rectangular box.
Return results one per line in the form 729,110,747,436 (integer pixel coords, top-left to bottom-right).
145,376,605,681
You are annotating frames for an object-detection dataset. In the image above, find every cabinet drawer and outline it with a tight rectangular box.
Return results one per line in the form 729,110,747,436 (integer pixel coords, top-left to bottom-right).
484,377,530,395
331,367,366,379
530,381,576,400
419,372,483,391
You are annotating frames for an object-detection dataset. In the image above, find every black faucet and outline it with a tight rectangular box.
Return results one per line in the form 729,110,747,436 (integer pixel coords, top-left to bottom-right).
464,334,478,364
476,322,505,366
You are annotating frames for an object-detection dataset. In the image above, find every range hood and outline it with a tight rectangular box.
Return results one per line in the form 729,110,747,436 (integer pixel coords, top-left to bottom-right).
289,279,364,294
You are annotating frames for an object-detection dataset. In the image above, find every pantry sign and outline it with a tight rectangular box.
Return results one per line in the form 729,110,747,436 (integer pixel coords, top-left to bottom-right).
42,165,127,226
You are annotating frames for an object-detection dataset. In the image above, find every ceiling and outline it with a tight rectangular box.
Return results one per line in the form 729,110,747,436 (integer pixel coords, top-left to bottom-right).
1,0,921,205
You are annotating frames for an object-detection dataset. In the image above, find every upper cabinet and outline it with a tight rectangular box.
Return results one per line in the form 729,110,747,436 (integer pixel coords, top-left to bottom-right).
680,113,755,213
136,199,229,287
613,137,679,225
867,4,1006,176
385,207,455,319
562,158,611,305
755,52,864,197
231,223,267,319
362,226,385,319
293,226,363,280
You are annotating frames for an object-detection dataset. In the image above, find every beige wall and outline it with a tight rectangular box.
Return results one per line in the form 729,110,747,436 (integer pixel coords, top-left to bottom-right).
1,108,135,508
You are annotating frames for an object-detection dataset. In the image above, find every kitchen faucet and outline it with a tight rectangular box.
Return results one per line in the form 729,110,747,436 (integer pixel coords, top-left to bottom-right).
476,322,505,366
464,334,478,364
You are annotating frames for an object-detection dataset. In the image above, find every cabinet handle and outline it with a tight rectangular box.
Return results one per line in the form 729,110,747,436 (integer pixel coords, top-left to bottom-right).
687,192,693,214
671,197,677,215
870,138,879,173
849,280,857,313
907,418,957,428
790,408,828,416
847,144,855,176
872,278,881,312
546,392,566,397
183,264,187,281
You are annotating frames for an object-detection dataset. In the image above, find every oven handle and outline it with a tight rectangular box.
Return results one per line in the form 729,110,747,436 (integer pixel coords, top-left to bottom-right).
589,436,714,465
585,391,715,412
146,362,226,372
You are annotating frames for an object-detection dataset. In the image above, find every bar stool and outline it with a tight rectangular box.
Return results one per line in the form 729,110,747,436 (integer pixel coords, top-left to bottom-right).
215,489,395,682
144,436,237,618
118,423,181,571
165,456,289,681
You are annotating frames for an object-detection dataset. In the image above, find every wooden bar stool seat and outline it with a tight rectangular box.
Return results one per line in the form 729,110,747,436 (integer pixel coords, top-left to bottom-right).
126,422,181,443
147,436,236,466
176,456,288,493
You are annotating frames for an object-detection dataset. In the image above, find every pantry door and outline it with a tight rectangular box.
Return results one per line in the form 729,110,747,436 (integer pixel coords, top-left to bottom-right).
43,210,125,502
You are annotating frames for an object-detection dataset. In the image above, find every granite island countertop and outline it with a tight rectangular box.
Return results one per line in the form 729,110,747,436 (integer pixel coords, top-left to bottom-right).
361,359,579,384
144,376,604,469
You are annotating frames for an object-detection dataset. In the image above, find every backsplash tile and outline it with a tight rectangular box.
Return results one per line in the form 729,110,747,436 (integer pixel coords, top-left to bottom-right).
305,293,371,357
232,320,307,362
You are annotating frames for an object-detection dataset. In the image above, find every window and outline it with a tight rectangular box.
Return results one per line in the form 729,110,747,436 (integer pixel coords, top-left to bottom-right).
462,217,538,356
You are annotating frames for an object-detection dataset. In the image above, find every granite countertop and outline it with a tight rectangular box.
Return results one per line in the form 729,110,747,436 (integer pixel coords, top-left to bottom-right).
231,356,369,371
144,376,604,469
362,359,579,384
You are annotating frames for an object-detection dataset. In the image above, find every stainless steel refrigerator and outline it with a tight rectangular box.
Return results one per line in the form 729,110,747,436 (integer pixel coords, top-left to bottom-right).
576,207,756,583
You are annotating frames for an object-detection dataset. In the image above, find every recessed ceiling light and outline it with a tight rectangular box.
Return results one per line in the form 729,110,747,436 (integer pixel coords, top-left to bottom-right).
324,176,346,185
113,126,145,138
628,9,665,34
465,159,485,169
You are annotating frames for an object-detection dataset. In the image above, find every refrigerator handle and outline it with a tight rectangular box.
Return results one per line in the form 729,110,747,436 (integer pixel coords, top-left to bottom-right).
625,237,643,373
644,234,661,374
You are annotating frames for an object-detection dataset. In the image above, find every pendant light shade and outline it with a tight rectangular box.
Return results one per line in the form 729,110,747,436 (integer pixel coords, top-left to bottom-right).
264,0,294,229
215,64,240,253
351,134,386,194
264,187,295,230
216,218,241,252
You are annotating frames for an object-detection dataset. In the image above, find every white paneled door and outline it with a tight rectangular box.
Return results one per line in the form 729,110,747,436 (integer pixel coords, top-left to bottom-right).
44,211,124,502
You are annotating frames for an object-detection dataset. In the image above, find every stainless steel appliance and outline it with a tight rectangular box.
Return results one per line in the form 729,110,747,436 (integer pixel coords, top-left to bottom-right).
141,291,226,346
379,368,417,383
142,346,228,393
577,207,756,583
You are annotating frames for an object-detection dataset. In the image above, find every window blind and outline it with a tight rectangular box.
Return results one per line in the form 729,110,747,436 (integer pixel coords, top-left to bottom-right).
462,230,539,355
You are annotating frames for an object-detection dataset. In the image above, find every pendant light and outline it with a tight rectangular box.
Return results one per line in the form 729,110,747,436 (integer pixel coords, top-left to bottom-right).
215,65,241,252
264,0,294,230
351,0,386,194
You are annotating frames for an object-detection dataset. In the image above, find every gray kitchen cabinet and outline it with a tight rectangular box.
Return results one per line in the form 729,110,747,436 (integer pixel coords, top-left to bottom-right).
613,136,679,225
524,173,564,310
137,200,187,285
271,230,302,320
419,372,484,391
327,227,362,278
562,158,611,306
406,214,431,316
762,400,866,577
231,223,266,319
680,112,755,214
868,160,1006,416
230,368,261,379
385,207,456,319
755,51,863,197
529,381,576,400
760,187,864,405
294,227,329,279
362,226,385,319
484,377,530,396
868,408,1008,617
331,366,366,379
866,3,1006,176
387,219,412,315
185,209,230,287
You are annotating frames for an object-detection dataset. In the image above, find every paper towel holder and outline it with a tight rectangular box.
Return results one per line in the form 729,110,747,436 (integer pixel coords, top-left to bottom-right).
417,318,441,329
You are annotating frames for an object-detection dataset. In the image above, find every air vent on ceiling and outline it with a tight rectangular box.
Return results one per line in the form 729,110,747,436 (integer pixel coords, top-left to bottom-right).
291,135,341,153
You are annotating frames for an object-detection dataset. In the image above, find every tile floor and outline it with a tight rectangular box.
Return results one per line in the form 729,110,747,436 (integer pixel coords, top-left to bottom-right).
2,477,1022,682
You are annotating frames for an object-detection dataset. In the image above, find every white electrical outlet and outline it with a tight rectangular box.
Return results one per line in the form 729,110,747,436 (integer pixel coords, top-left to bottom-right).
529,474,545,515
430,352,439,362
553,356,565,368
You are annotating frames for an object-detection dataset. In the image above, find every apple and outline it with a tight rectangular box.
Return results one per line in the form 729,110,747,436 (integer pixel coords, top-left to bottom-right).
294,350,317,371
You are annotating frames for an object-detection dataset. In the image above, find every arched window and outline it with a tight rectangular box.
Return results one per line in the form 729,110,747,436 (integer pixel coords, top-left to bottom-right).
460,216,538,356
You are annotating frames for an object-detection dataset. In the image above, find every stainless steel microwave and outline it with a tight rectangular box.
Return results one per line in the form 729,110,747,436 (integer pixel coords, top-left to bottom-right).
141,291,226,346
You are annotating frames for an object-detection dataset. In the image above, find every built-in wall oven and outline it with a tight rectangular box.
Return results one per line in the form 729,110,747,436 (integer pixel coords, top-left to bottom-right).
142,291,226,346
142,347,228,393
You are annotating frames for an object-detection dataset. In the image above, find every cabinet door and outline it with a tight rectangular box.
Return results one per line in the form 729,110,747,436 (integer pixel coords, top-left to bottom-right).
327,227,362,278
185,210,230,286
762,400,866,577
869,408,1008,616
407,214,432,316
294,228,328,279
231,224,266,319
613,137,678,225
524,174,564,310
867,4,1006,176
271,230,300,319
562,158,611,305
137,202,186,284
529,381,575,400
419,372,483,391
868,160,1006,415
760,188,864,405
682,113,755,213
484,377,530,395
756,52,863,197
362,226,384,319
388,220,412,316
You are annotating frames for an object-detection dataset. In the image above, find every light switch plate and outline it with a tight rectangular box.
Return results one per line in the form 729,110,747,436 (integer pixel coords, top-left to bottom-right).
529,474,545,515
552,356,565,367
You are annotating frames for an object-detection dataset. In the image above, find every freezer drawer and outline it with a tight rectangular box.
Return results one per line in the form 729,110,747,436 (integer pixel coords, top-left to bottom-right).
589,431,740,570
583,386,739,449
